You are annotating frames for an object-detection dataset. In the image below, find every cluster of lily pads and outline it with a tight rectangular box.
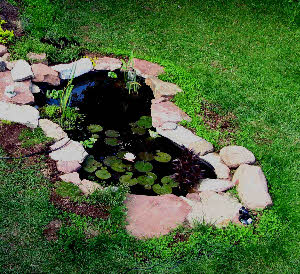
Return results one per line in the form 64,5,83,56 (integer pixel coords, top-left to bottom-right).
130,116,152,135
86,124,121,147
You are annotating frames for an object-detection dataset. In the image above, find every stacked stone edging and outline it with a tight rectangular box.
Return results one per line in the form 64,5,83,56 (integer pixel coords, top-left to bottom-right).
0,45,273,239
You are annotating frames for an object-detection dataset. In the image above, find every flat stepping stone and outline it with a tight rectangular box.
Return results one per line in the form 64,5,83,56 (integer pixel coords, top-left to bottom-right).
197,179,234,192
11,60,34,81
49,137,88,163
57,161,81,174
188,140,214,156
0,101,39,128
0,71,34,105
125,194,191,238
32,64,60,86
232,164,272,210
220,145,255,168
200,153,231,179
94,57,122,71
132,58,164,78
182,191,242,227
39,119,68,141
79,179,102,196
145,76,182,98
52,58,93,80
59,172,81,185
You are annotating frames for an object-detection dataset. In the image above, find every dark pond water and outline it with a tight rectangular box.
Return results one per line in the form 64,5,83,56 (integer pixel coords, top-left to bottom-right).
35,70,216,196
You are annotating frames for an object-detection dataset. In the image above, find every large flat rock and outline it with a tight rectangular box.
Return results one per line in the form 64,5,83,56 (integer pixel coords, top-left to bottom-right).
145,76,182,98
0,71,34,105
0,101,39,128
132,58,164,78
11,60,34,81
125,194,191,238
32,63,60,86
39,119,67,141
94,57,122,71
200,153,231,179
220,146,255,168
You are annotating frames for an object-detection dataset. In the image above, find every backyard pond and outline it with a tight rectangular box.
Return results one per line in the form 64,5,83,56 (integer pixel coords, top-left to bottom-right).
34,70,216,196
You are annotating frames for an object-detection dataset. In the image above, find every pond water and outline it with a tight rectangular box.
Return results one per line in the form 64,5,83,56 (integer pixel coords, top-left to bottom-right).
35,70,216,196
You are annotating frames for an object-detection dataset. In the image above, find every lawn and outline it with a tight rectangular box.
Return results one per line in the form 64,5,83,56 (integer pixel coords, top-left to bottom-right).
1,0,299,272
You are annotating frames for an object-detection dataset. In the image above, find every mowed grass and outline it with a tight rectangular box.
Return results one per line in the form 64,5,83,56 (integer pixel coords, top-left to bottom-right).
2,0,300,272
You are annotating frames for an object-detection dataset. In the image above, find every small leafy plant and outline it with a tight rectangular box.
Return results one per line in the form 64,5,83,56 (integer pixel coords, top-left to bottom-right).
108,71,117,78
80,137,97,148
0,20,14,44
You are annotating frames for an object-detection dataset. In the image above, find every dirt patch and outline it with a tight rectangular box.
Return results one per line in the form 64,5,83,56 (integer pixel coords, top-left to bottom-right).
50,192,109,219
43,219,62,241
0,0,24,37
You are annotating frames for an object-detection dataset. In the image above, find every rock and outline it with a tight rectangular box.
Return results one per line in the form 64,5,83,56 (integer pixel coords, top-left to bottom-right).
0,71,34,105
59,172,81,186
219,145,255,168
146,76,182,98
232,164,272,210
200,153,231,179
161,122,178,130
49,137,88,163
79,180,102,196
27,52,48,65
125,194,191,238
31,84,40,94
94,57,122,71
151,100,191,128
182,191,242,227
52,58,93,80
1,53,10,62
57,161,81,174
0,102,39,128
39,119,67,141
157,125,203,147
11,60,34,81
132,58,164,78
5,61,17,71
197,179,234,192
188,140,214,156
0,45,7,57
32,64,60,86
0,61,6,72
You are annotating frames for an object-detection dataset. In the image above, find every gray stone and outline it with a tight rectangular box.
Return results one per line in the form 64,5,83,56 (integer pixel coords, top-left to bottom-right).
188,140,214,156
11,60,34,81
39,119,67,141
4,85,16,98
1,53,10,62
52,58,93,80
79,180,103,196
197,179,234,192
31,84,40,94
146,76,182,98
0,45,7,57
219,145,256,168
94,57,122,71
0,61,6,72
200,153,231,179
5,61,17,71
182,191,241,227
161,122,178,130
49,137,88,163
232,164,272,210
0,102,39,128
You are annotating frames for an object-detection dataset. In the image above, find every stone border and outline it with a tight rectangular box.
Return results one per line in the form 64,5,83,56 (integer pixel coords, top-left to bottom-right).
0,46,273,238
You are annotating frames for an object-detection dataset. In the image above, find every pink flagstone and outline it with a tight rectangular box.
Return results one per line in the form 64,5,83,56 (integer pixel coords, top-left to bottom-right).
133,58,164,78
32,63,60,86
57,161,81,173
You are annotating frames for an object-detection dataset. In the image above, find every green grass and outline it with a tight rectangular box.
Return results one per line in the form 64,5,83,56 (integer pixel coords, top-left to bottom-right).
1,0,300,272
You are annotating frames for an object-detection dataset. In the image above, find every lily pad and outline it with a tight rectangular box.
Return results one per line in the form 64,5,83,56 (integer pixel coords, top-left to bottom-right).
119,172,138,186
131,126,146,135
161,176,178,187
117,151,129,159
137,174,156,186
152,184,172,195
105,130,120,137
87,124,103,133
144,185,152,190
103,156,122,167
154,151,172,163
111,162,127,172
134,161,153,172
137,116,152,129
91,134,100,139
95,168,111,180
104,138,120,146
82,155,102,173
138,152,154,161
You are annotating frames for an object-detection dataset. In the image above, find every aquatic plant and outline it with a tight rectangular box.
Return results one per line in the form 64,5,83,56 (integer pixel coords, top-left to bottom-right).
105,130,120,137
134,161,153,172
108,71,117,78
80,137,97,148
95,168,111,180
138,152,154,161
137,116,152,129
104,138,120,146
82,156,102,173
87,124,103,133
119,172,138,186
152,184,172,195
154,151,172,163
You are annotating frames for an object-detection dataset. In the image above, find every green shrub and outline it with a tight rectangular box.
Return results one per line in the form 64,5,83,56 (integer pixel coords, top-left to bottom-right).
0,20,14,44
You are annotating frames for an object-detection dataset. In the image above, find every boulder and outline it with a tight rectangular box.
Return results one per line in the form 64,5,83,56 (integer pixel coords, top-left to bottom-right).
125,194,191,238
182,191,242,227
52,58,93,80
219,145,255,168
0,71,34,105
132,58,164,78
11,60,34,81
31,84,40,94
59,172,81,186
0,61,6,72
200,153,231,179
27,52,48,65
32,64,60,86
0,102,39,128
1,53,10,62
5,60,17,71
0,45,7,57
232,164,272,210
197,179,234,192
79,180,102,196
39,119,67,141
56,161,81,174
188,140,214,156
151,99,191,128
49,137,88,163
94,57,122,71
146,76,182,98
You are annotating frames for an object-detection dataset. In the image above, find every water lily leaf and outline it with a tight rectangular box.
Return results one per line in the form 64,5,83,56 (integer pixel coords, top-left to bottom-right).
134,161,153,172
153,184,172,195
138,152,154,161
161,176,178,187
82,155,102,173
147,172,157,180
95,169,111,180
117,151,129,159
87,124,103,133
154,151,172,163
131,126,146,135
91,134,100,139
103,156,122,167
105,130,120,137
104,138,120,146
137,174,156,186
144,185,152,190
137,116,152,129
119,172,138,186
111,162,126,172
